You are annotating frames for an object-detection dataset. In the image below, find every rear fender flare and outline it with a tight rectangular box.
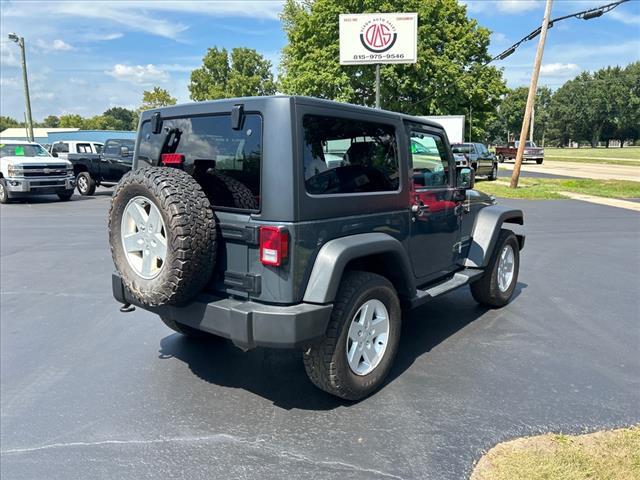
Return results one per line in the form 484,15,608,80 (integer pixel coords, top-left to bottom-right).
303,233,415,304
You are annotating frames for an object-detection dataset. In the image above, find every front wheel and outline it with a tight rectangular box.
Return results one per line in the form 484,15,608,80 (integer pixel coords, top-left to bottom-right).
57,190,74,201
536,159,543,165
471,230,520,308
488,163,498,181
77,172,96,196
0,179,10,204
303,271,401,400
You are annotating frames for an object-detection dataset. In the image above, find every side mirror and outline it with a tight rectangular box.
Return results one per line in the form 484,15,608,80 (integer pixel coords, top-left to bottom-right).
120,146,130,157
457,167,475,189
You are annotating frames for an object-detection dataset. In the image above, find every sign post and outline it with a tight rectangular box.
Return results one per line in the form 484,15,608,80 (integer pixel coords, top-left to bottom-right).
339,13,418,109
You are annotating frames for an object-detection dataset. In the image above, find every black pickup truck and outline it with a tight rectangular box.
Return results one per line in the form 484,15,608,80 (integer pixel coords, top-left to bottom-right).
65,138,135,195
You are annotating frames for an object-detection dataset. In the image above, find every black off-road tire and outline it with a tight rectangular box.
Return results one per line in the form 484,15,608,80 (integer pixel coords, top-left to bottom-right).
0,178,10,204
199,171,257,210
160,317,216,340
498,155,505,163
109,167,217,306
470,229,520,308
303,271,401,401
57,189,74,201
76,171,96,196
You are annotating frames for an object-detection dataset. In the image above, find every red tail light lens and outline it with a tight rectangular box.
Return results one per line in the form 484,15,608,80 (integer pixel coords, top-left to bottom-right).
161,153,184,165
260,226,289,266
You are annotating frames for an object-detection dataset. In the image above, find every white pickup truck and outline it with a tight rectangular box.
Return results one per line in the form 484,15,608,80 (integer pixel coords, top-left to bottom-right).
0,141,76,203
50,140,103,160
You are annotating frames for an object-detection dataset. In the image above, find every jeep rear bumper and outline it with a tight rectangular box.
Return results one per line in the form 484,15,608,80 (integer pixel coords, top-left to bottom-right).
112,273,333,350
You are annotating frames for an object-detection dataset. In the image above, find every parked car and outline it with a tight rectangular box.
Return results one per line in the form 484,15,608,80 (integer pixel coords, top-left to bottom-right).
451,142,498,180
51,140,103,161
109,96,525,400
0,141,75,203
495,141,544,164
68,138,134,195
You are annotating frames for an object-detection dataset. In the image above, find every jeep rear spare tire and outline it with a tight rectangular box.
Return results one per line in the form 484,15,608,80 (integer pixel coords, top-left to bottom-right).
109,166,217,306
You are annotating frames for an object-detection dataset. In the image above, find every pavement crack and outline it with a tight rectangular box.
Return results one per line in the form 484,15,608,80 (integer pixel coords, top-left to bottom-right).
2,434,404,479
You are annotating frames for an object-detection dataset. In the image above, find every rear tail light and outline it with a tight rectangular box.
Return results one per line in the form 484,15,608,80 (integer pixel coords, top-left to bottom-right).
161,153,184,165
260,226,289,266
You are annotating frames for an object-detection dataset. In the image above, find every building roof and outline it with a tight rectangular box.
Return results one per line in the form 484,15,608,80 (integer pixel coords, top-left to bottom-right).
0,127,79,138
0,140,40,145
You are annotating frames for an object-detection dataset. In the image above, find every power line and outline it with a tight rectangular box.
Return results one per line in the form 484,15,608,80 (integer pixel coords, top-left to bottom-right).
488,0,631,64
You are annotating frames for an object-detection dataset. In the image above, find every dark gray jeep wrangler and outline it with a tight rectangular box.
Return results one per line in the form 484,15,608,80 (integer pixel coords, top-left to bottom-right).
110,96,524,400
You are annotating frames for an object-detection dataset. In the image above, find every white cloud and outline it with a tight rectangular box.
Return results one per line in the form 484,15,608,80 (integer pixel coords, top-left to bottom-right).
34,39,74,52
540,63,580,75
608,10,640,26
81,32,124,42
106,64,169,85
462,0,542,14
0,40,20,68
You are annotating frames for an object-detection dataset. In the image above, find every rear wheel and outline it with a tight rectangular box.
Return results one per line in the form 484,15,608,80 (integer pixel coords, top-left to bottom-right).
77,172,96,196
303,271,401,400
471,230,520,308
498,155,505,163
160,317,216,340
0,179,9,204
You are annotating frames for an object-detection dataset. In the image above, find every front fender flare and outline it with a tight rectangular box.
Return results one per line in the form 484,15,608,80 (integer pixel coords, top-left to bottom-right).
464,205,524,268
303,232,414,304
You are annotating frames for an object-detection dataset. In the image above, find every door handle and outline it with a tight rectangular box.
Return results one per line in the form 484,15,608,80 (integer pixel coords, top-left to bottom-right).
411,202,429,217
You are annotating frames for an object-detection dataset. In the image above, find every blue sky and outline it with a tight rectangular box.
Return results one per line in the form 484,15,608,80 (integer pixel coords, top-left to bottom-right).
1,0,638,121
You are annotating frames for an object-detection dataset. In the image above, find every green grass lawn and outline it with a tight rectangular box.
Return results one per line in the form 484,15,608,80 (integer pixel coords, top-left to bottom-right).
475,178,640,200
471,426,640,480
543,147,640,166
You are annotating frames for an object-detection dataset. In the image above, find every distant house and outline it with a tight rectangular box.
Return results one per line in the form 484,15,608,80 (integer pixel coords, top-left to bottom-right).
0,128,135,146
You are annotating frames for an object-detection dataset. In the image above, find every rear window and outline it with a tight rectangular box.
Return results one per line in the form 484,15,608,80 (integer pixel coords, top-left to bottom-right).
137,114,262,210
451,144,474,154
302,115,399,195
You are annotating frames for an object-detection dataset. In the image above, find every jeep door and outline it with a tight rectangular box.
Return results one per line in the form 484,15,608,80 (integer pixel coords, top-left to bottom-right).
407,124,462,281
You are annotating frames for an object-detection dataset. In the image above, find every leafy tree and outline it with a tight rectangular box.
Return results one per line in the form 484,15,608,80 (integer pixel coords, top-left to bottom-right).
0,116,21,132
58,114,85,128
279,0,506,139
102,107,137,130
42,115,60,128
140,86,177,111
492,86,552,145
189,47,276,101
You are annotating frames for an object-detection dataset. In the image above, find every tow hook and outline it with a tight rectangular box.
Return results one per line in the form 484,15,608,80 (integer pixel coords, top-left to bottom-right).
119,302,136,313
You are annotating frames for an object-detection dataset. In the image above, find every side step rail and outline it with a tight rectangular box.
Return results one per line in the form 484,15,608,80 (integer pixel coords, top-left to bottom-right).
409,269,484,309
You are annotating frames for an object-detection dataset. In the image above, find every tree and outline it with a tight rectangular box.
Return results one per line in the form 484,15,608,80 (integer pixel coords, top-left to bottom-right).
58,114,85,128
0,116,21,132
189,47,276,101
493,86,552,145
102,107,137,130
42,115,60,128
279,0,506,139
140,87,177,111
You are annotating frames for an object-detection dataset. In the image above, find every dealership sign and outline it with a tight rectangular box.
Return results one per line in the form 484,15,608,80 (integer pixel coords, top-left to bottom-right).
339,13,418,65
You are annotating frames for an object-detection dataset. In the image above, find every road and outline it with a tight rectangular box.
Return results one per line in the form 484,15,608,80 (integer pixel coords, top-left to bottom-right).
500,160,640,182
2,190,639,480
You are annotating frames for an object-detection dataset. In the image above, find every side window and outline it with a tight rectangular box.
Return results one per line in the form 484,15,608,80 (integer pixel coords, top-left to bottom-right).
302,115,399,195
410,132,451,188
77,143,92,153
94,144,103,154
103,141,120,155
53,142,69,154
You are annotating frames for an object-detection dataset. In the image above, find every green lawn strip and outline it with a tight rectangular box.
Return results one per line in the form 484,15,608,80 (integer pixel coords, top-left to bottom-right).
543,147,640,161
475,178,640,200
543,157,640,167
471,426,640,480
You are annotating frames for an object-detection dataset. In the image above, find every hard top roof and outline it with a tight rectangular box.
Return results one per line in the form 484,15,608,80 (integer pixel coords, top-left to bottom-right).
140,95,444,130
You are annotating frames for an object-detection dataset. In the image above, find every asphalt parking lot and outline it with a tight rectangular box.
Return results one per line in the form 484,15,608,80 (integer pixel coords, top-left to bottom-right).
1,189,638,480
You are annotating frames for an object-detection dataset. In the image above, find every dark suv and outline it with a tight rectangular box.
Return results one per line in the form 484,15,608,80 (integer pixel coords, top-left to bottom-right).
110,96,524,400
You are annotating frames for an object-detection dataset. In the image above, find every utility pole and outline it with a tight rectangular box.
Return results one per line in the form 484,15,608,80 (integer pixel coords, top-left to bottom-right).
8,33,34,142
530,106,535,143
510,0,553,188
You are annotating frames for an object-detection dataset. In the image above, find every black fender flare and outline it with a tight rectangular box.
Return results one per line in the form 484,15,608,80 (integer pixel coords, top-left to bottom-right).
303,232,415,304
464,205,524,268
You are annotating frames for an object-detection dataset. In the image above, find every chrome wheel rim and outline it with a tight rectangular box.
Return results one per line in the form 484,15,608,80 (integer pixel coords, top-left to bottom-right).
0,183,5,200
120,196,167,279
346,299,390,376
497,244,515,292
78,175,88,192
